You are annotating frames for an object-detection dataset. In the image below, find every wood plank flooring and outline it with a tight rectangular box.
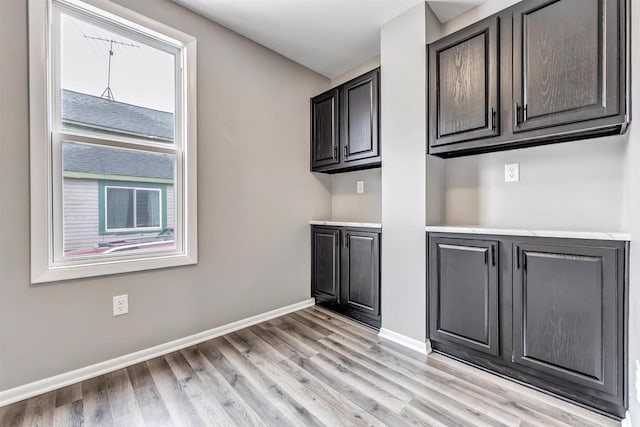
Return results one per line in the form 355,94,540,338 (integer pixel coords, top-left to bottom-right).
0,306,619,426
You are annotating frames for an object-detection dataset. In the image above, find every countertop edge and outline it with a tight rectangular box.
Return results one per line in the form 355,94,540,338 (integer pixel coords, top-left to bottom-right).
425,226,630,241
310,220,382,229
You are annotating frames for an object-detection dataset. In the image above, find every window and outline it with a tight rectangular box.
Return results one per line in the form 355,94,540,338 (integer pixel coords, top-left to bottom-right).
104,185,163,232
29,0,197,283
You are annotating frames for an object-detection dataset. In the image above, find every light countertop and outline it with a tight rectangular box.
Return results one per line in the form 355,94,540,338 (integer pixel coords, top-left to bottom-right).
425,225,630,241
310,220,382,229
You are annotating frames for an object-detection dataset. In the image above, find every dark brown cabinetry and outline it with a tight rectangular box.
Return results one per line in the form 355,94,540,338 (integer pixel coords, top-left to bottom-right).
311,69,381,173
429,18,500,148
427,0,628,157
512,242,623,402
428,238,500,357
311,89,340,169
512,0,621,133
312,226,381,328
311,227,340,303
427,232,628,418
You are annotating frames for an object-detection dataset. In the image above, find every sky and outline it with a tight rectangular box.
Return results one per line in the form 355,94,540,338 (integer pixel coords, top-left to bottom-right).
61,13,175,113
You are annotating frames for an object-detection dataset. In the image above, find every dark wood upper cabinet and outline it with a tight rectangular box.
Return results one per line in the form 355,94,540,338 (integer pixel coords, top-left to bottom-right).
429,18,500,148
341,230,380,317
512,242,622,399
427,0,628,157
311,227,340,304
311,89,339,169
311,69,381,173
342,71,380,162
428,237,500,357
513,0,620,132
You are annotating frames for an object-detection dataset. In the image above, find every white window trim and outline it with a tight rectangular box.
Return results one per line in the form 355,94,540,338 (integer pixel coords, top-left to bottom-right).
104,186,163,233
29,0,198,283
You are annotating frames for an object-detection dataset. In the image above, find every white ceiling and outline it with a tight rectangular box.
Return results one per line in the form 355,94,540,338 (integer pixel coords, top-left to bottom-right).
172,0,485,78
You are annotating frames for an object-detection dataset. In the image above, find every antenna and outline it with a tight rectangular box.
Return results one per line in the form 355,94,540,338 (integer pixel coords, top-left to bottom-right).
84,35,139,101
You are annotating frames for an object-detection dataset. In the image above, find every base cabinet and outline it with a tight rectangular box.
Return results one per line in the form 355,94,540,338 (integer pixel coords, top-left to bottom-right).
312,226,381,328
427,233,628,419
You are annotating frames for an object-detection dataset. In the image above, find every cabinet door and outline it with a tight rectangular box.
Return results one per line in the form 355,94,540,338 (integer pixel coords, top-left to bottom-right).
429,18,499,148
512,242,621,396
311,89,340,169
341,70,380,162
428,237,500,357
512,0,620,132
340,230,380,316
311,227,340,303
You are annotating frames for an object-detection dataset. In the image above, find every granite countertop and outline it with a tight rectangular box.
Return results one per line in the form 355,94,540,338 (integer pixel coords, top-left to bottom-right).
310,220,382,229
425,225,630,241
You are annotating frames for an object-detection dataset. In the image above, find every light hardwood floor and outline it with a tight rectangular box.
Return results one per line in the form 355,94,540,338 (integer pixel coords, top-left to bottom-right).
0,306,619,426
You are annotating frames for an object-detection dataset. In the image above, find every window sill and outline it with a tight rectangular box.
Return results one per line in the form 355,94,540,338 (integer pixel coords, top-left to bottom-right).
31,252,197,284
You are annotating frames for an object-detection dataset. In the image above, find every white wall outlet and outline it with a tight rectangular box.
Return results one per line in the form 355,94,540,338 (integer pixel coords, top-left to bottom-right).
113,294,128,317
356,180,364,194
505,163,520,183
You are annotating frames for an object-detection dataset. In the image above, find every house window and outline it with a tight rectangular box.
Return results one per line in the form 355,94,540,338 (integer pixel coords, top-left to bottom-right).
29,0,198,283
104,185,163,232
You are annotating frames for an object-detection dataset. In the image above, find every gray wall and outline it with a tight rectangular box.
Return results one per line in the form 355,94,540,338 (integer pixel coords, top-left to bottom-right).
379,2,428,341
0,0,331,391
441,137,627,230
328,57,383,223
330,169,382,223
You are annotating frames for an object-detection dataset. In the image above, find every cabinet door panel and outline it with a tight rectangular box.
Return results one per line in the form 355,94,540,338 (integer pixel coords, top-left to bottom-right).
513,0,619,132
429,18,499,148
513,243,619,395
341,231,380,316
429,237,500,356
311,228,340,303
342,70,379,162
311,89,339,169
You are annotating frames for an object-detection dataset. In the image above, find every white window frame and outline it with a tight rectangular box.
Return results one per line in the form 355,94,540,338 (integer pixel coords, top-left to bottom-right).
104,185,163,233
29,0,198,283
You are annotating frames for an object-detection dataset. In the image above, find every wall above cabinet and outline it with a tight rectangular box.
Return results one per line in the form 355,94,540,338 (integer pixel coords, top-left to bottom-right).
311,69,381,173
427,0,629,158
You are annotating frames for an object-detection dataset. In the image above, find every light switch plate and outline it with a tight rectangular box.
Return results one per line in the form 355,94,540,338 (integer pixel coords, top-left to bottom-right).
505,163,520,183
356,181,364,194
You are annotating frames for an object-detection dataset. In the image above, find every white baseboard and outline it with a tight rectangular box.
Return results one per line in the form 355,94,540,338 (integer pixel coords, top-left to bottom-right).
378,328,429,355
0,298,315,408
620,411,632,427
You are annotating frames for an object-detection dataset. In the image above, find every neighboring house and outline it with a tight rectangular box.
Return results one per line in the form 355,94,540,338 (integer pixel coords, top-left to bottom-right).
61,90,175,251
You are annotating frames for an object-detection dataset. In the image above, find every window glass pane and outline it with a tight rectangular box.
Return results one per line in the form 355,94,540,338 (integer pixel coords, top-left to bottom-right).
106,188,133,229
60,12,175,143
62,142,176,258
136,189,161,228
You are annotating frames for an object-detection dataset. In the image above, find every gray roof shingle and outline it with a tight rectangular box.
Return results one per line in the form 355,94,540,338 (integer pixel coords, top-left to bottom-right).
63,142,174,180
61,90,175,180
62,89,174,141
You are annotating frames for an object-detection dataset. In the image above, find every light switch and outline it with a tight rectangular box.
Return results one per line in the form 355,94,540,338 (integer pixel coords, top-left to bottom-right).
356,181,364,194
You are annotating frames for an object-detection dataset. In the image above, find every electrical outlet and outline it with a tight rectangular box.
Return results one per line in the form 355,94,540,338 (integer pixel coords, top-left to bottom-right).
356,181,364,194
505,163,520,183
113,294,128,317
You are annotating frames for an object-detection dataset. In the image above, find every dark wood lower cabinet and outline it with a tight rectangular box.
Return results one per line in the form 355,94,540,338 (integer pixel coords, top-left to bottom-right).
312,226,381,328
427,232,628,419
428,238,500,357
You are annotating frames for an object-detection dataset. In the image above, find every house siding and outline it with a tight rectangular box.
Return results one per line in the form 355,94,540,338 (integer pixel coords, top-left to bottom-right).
167,185,174,227
63,178,173,251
